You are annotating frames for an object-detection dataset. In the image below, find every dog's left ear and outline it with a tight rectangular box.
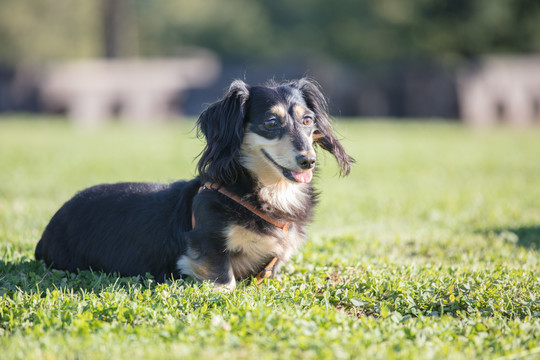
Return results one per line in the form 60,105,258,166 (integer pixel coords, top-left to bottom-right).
196,80,251,184
295,78,355,176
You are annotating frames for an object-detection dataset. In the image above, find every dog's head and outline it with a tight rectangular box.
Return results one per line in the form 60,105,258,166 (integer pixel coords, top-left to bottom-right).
197,78,354,185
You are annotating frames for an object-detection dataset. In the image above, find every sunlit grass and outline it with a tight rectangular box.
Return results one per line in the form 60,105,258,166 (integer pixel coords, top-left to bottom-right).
1,118,539,359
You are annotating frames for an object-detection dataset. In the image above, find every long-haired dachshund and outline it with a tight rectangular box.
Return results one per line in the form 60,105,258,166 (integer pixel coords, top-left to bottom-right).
35,78,354,288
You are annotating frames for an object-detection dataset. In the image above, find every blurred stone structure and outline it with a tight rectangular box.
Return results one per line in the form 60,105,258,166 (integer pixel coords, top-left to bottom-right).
4,54,540,126
40,53,220,126
458,56,540,126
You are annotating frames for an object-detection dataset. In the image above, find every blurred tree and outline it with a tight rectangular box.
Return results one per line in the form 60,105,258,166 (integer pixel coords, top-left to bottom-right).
253,0,540,63
0,0,539,65
0,0,101,64
132,0,273,59
102,0,139,58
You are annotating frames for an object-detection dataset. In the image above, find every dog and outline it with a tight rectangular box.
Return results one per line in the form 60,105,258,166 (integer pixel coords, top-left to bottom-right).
35,78,354,288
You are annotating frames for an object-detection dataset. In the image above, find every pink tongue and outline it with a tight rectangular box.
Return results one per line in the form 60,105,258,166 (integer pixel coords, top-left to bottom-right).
292,169,313,183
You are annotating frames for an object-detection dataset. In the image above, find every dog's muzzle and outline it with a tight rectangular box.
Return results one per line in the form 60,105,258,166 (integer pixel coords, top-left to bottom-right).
261,149,314,183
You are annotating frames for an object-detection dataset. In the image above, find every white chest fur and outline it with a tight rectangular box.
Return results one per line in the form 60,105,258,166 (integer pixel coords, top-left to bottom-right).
258,181,310,215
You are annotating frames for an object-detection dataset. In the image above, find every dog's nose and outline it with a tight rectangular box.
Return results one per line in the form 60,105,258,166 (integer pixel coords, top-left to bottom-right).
296,154,316,170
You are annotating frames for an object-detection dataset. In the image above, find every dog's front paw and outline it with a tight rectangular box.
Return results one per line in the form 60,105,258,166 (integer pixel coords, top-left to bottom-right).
213,277,236,291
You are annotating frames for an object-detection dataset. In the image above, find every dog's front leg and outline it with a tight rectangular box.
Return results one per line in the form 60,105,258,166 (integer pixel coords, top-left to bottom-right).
177,232,236,290
203,252,236,290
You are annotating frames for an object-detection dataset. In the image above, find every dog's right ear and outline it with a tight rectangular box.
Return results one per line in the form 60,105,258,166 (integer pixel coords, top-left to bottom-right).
196,80,250,184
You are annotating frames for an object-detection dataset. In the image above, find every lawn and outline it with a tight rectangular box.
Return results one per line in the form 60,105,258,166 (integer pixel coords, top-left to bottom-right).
0,118,539,359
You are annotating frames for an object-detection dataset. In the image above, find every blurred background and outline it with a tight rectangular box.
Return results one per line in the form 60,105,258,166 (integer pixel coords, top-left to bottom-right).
0,0,539,126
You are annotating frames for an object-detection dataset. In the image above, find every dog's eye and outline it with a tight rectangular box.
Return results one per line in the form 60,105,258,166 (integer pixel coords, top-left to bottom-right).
264,119,278,129
302,116,313,126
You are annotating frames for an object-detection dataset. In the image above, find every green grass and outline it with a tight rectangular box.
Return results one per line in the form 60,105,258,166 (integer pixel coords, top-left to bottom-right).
1,118,539,359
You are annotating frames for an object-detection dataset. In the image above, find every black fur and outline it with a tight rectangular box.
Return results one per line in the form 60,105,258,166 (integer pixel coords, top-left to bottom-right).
196,80,250,184
35,78,354,286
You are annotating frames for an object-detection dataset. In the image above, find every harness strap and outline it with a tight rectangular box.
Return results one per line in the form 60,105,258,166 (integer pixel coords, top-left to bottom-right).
254,256,278,285
191,182,290,285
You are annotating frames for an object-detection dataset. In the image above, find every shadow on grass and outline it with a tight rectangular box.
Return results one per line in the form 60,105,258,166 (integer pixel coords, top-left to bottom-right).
479,225,540,250
0,257,172,295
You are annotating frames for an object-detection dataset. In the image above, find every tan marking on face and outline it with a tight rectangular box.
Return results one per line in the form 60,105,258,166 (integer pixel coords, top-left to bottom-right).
270,104,287,119
292,105,307,120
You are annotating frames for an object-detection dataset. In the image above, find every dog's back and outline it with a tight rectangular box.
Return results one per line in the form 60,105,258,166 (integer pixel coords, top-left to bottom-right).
36,180,200,280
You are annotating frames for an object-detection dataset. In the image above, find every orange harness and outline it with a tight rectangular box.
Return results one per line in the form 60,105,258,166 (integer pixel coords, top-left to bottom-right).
192,182,291,285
